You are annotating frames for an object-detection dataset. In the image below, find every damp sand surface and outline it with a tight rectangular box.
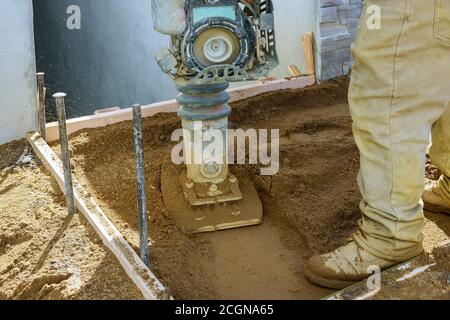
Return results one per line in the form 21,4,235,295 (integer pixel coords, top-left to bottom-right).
48,79,449,299
1,79,448,299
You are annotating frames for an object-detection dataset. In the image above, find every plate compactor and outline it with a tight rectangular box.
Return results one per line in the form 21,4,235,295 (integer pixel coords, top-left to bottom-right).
152,0,278,234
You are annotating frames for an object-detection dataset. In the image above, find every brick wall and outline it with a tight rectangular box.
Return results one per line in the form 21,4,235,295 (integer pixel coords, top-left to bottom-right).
318,0,363,81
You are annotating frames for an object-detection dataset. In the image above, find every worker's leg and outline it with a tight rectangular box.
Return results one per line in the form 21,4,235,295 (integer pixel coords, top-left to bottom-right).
349,0,450,260
305,0,450,289
424,105,450,213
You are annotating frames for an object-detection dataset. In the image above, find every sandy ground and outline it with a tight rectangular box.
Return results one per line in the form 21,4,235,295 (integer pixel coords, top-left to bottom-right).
0,142,142,300
1,79,448,300
47,79,448,300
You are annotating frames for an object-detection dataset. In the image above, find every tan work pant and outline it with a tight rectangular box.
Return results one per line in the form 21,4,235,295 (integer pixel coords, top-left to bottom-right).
349,0,450,261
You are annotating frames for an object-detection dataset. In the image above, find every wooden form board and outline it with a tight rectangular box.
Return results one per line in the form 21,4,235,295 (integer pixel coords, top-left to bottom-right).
27,132,169,300
45,75,315,143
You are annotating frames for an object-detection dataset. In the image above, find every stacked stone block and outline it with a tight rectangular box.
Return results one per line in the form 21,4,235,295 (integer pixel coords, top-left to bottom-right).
318,0,364,81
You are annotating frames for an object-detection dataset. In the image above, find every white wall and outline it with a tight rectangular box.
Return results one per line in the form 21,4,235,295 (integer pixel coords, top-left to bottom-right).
0,0,37,144
273,0,317,78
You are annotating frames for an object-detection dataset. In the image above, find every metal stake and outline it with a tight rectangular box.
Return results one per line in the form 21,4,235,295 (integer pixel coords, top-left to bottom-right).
133,104,150,267
53,93,76,216
36,73,46,141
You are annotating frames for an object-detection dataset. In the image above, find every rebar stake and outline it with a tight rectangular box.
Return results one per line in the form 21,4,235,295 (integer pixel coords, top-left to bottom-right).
36,73,46,141
133,104,150,267
53,93,76,216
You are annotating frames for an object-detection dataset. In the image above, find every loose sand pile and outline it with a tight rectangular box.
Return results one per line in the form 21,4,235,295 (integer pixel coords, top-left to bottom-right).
0,143,142,299
1,79,448,300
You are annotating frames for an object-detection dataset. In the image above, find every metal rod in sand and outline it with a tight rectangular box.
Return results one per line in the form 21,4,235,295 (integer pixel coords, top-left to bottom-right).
133,104,150,267
53,92,76,216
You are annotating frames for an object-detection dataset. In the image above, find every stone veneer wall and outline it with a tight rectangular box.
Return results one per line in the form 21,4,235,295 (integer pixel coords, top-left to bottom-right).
317,0,364,81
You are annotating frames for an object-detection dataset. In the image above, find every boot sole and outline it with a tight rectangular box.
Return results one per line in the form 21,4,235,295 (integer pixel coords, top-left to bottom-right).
424,203,450,215
303,265,359,290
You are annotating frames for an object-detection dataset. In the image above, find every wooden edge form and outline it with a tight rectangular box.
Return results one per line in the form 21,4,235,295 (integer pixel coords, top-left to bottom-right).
26,132,169,300
45,99,179,143
228,75,315,102
45,75,315,142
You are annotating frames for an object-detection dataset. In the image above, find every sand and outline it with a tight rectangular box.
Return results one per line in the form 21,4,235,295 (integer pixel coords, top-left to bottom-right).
48,79,448,299
0,144,142,299
1,79,448,300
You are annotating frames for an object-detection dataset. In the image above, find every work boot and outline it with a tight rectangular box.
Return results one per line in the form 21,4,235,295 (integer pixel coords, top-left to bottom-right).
423,178,450,215
304,241,400,290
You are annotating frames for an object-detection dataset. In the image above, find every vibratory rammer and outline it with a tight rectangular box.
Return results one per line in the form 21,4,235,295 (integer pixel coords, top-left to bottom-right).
152,0,279,233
